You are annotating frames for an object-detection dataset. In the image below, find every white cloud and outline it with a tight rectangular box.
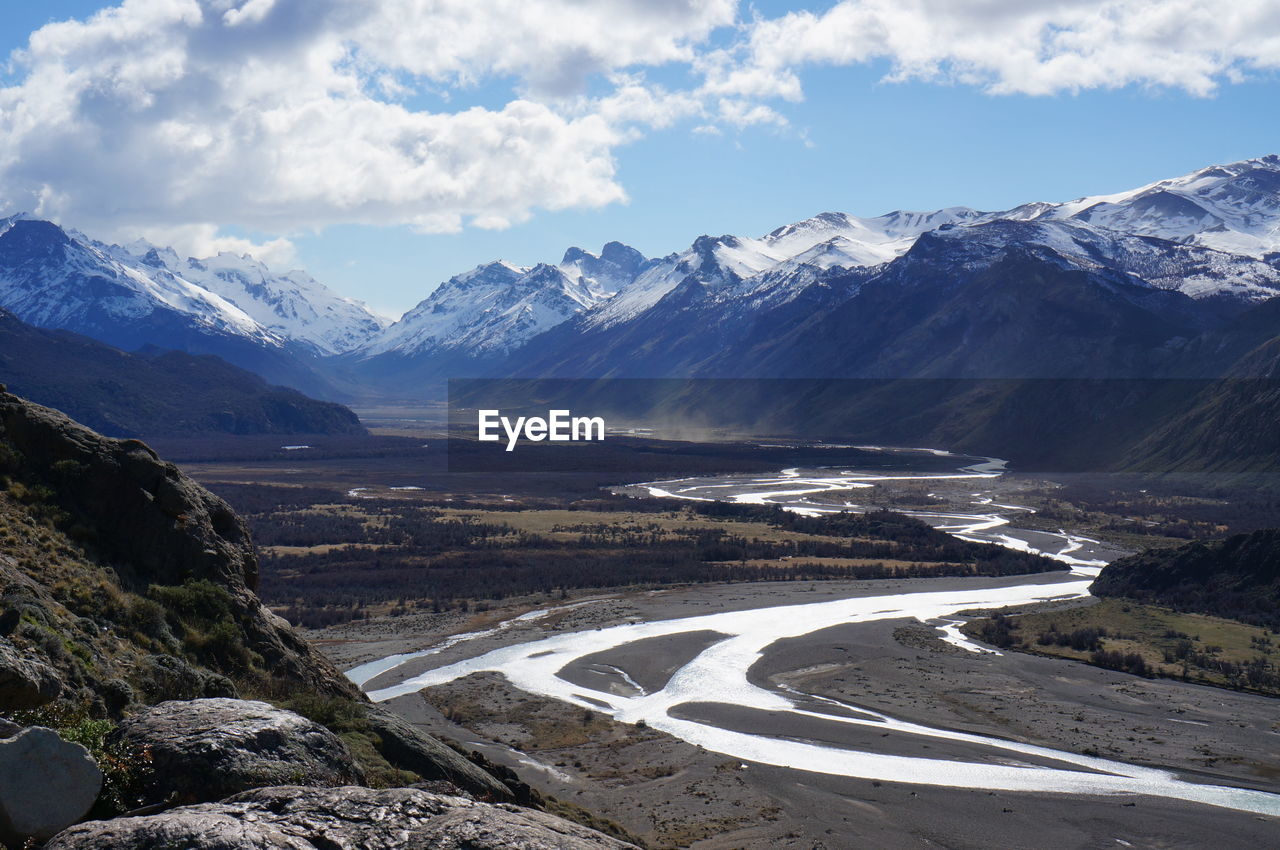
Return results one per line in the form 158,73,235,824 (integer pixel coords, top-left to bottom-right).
128,223,299,266
0,0,715,252
719,1,1280,99
350,0,738,98
0,0,1275,265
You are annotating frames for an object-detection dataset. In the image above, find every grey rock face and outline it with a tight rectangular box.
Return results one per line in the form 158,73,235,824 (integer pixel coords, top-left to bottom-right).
45,785,637,849
0,636,62,709
0,726,103,844
108,698,364,805
131,653,237,703
364,705,513,801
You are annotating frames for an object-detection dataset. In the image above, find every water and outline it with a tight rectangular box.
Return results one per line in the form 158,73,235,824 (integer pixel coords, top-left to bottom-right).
352,452,1280,816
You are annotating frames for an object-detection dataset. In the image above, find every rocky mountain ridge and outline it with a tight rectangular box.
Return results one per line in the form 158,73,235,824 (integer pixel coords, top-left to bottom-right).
9,156,1280,397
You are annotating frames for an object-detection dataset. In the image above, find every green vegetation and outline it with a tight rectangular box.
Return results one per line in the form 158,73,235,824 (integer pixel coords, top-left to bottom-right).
249,689,418,789
147,579,260,672
227,492,1060,627
964,598,1280,696
12,702,154,818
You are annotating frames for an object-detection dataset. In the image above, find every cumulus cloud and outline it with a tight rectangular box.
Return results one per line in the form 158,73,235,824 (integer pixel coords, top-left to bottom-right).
0,0,1275,261
130,223,299,266
0,0,665,252
715,0,1280,99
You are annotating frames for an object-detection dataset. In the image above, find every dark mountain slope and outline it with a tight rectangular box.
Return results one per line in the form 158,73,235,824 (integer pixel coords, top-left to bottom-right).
1122,334,1280,477
0,310,365,437
713,236,1209,380
1092,528,1280,628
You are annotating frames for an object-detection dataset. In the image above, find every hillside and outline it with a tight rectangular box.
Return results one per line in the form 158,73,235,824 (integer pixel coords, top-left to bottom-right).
0,390,633,846
1092,528,1280,628
0,388,362,704
0,310,365,437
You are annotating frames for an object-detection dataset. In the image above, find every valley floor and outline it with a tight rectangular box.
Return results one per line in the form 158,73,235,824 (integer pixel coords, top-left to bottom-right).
314,578,1280,849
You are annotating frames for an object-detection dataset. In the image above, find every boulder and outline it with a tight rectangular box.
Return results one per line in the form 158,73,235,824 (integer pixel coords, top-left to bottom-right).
0,637,62,710
364,706,513,801
45,785,637,849
108,698,364,805
0,726,102,845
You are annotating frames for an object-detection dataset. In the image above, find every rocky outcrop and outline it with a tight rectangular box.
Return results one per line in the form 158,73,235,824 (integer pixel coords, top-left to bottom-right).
0,390,359,699
0,636,62,709
0,726,102,845
129,654,237,703
108,699,364,805
364,705,513,801
44,785,638,849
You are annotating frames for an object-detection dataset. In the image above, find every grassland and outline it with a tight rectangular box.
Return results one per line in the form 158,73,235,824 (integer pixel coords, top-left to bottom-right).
964,598,1280,696
229,492,1061,629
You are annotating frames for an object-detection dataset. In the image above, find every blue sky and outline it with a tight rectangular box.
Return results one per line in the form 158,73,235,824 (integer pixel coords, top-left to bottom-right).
2,1,1278,317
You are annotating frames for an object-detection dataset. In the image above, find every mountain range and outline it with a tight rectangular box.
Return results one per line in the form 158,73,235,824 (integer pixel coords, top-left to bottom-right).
0,309,366,437
3,155,1280,468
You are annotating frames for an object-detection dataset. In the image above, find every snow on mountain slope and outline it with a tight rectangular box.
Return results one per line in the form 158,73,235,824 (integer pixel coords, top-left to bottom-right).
7,155,1278,374
0,216,390,360
576,207,1004,332
571,156,1280,335
0,220,276,344
762,208,985,264
921,218,1280,302
1013,155,1280,257
113,245,388,355
362,260,610,358
559,241,652,298
582,234,786,329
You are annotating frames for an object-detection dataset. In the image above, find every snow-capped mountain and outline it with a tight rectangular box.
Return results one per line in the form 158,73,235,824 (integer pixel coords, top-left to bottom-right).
484,157,1280,383
1008,154,1280,258
0,219,275,346
442,157,1273,360
361,259,611,360
4,154,1279,397
357,240,663,368
575,155,1280,339
559,241,655,298
0,214,387,361
110,243,388,355
0,218,380,397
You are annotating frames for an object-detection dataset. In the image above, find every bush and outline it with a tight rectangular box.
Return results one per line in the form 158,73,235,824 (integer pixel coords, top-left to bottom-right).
13,702,153,818
148,579,234,624
124,597,171,642
972,612,1017,648
1090,648,1150,677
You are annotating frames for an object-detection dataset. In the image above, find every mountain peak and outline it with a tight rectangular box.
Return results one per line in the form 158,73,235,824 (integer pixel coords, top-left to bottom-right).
561,246,591,265
599,241,644,265
0,218,73,253
525,262,567,281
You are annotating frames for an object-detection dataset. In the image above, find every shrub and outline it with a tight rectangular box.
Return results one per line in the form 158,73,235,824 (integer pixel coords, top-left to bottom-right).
148,579,234,624
13,702,153,818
